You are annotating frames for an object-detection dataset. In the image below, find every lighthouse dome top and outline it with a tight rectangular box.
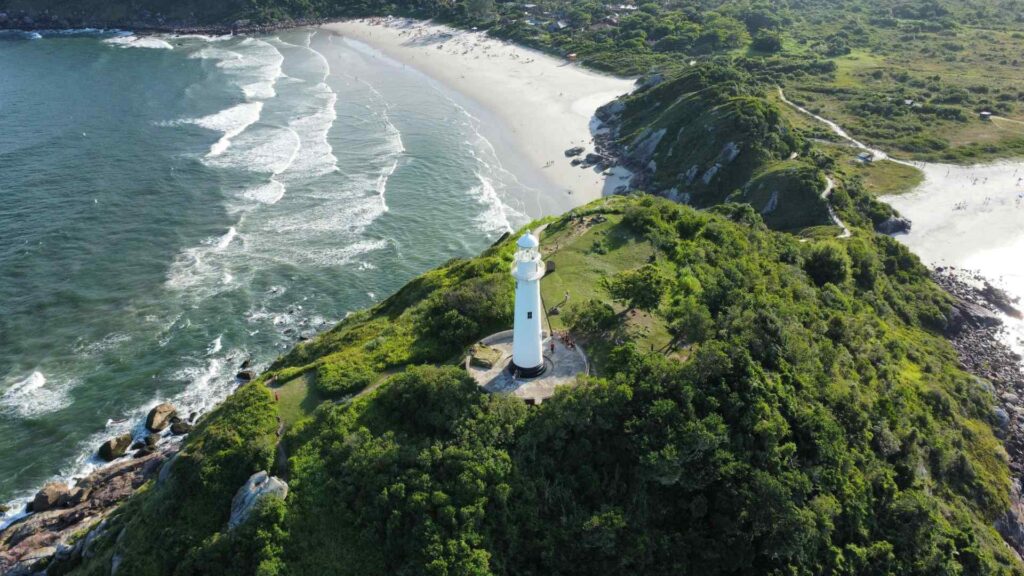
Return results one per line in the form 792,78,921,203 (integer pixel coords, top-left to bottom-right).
517,233,539,250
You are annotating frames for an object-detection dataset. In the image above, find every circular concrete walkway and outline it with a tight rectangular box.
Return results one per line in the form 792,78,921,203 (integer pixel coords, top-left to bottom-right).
466,330,588,404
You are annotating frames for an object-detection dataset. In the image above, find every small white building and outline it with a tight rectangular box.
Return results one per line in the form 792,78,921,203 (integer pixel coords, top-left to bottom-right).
510,232,546,377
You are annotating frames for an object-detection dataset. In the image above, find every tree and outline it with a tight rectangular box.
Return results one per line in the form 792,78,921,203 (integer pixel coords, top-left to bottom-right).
804,242,851,286
666,296,714,344
564,299,622,337
752,30,782,53
603,264,667,311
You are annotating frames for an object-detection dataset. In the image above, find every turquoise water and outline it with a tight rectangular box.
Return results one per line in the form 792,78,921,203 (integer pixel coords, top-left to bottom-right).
0,28,537,517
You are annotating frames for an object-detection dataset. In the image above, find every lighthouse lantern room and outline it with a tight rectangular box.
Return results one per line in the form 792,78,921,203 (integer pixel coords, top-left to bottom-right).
510,232,546,377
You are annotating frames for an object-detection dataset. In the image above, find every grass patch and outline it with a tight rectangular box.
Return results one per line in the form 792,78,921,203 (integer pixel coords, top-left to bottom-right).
539,214,673,372
272,372,324,428
853,158,925,196
540,214,655,329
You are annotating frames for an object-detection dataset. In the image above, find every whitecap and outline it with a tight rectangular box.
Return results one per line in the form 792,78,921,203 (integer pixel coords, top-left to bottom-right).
103,35,174,50
302,238,389,267
470,173,516,234
215,227,238,251
188,102,263,157
0,371,73,417
241,179,286,205
282,83,339,179
217,38,284,101
204,124,300,174
375,159,398,212
174,33,234,42
188,45,242,63
75,332,132,356
166,227,243,290
208,335,223,355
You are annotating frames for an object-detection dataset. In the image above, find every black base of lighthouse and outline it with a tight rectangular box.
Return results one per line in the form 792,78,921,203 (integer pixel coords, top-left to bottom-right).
508,360,547,379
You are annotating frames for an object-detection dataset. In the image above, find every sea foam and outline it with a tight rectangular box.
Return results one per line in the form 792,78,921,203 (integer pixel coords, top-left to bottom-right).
190,102,264,157
103,35,174,50
0,371,73,417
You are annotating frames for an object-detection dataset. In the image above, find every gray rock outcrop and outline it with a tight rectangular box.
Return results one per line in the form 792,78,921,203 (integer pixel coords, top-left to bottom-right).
875,215,911,235
0,448,173,575
228,471,288,530
946,299,1002,336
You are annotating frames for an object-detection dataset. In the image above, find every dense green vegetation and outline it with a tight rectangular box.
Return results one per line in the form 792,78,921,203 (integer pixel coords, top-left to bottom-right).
11,0,1024,572
53,195,1023,575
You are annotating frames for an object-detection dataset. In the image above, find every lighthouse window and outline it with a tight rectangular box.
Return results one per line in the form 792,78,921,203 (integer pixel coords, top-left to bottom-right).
527,312,533,319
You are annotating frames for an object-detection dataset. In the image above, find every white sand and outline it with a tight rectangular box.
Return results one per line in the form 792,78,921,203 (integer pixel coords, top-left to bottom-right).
322,18,635,211
882,161,1024,355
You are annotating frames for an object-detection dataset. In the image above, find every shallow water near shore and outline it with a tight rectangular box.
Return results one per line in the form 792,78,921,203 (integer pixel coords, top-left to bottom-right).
0,28,551,520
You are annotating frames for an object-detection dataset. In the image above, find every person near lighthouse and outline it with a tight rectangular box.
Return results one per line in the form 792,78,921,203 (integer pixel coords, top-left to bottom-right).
510,231,546,378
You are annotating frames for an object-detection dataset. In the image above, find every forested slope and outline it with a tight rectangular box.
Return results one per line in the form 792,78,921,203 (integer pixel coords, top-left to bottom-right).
49,195,1023,576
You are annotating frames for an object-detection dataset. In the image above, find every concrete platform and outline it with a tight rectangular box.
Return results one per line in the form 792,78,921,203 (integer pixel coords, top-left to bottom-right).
466,330,589,404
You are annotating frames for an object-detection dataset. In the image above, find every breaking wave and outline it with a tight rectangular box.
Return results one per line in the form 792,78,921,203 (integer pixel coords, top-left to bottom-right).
0,371,73,417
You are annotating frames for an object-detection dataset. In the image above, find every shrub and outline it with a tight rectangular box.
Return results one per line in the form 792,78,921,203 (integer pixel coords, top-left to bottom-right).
316,356,376,397
752,30,783,53
564,299,621,337
666,296,715,344
804,242,851,286
603,264,668,311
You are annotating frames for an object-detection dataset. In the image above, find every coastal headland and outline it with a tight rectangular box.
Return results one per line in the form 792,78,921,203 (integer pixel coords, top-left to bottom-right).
4,5,1024,574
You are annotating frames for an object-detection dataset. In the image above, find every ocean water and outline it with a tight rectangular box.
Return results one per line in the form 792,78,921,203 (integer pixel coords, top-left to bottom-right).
0,28,537,518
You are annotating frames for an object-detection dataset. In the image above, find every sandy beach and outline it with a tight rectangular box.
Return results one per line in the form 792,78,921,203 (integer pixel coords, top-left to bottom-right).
322,18,636,211
882,161,1024,355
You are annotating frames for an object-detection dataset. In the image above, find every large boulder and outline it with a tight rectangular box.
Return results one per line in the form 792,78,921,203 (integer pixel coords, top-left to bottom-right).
32,482,72,512
145,403,177,432
228,471,288,530
997,483,1024,558
945,299,1002,336
875,216,911,235
982,281,1023,319
98,434,133,462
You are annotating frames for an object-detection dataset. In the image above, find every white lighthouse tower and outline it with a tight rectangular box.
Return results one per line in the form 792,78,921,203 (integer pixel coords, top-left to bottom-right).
511,232,546,377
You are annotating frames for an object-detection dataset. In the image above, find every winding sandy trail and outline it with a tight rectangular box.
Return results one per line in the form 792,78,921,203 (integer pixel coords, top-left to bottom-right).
822,176,851,238
776,88,853,239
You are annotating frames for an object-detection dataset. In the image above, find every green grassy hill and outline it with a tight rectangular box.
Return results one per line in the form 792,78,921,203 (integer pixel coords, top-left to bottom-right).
607,65,837,232
50,195,1022,576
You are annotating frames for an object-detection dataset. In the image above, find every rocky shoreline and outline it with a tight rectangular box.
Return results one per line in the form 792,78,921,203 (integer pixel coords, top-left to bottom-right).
0,444,178,575
931,268,1024,555
0,400,198,575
